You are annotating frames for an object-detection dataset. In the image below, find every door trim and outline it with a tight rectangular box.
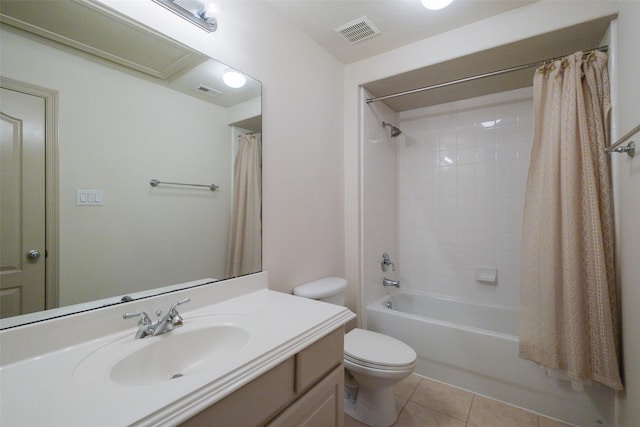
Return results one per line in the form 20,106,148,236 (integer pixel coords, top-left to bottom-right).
1,77,59,309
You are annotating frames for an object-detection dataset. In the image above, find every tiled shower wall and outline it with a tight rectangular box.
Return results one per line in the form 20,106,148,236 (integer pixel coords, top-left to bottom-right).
396,87,534,308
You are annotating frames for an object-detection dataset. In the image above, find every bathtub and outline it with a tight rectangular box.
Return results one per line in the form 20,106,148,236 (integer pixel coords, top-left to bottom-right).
366,290,613,427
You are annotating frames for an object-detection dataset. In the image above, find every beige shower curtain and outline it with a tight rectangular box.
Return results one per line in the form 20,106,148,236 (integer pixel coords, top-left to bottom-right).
519,51,623,390
226,133,261,278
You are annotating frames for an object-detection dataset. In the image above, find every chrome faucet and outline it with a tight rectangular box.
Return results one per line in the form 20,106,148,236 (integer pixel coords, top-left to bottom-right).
381,252,395,272
382,277,399,288
123,298,190,339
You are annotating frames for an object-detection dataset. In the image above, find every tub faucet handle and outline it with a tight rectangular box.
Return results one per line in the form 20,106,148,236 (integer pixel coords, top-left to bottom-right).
381,252,395,272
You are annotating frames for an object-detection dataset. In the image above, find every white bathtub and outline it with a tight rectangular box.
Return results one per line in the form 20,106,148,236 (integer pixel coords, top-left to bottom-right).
366,290,613,427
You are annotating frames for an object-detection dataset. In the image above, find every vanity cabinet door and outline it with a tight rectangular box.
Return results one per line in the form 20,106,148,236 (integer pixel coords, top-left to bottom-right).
180,327,345,427
295,327,343,393
267,365,344,427
180,357,296,427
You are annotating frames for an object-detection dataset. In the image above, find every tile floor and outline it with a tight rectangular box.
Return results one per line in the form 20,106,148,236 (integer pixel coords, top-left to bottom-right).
344,374,574,427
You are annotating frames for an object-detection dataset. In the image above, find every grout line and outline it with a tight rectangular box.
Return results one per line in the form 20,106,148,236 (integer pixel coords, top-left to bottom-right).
406,375,421,401
405,375,475,424
466,393,476,424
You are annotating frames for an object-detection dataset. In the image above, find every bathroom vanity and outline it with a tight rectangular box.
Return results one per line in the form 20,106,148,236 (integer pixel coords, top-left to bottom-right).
0,272,355,426
182,327,344,426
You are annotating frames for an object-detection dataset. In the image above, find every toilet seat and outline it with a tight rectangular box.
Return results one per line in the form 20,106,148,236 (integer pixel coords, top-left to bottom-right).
344,328,416,371
344,354,416,372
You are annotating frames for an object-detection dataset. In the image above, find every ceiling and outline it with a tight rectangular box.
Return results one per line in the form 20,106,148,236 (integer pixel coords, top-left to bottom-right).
265,0,614,112
265,0,538,64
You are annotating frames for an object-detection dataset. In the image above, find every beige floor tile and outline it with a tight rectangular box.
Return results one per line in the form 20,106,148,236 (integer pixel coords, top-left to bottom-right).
394,373,421,401
408,377,473,422
343,399,406,426
345,414,371,427
393,401,465,427
539,416,575,427
467,395,537,427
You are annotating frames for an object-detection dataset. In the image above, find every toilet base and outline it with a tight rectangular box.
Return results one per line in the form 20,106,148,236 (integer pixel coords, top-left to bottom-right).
344,385,398,427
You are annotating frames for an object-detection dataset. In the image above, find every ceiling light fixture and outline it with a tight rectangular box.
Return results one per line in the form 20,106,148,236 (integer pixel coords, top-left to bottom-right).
152,0,218,32
420,0,454,10
223,70,246,88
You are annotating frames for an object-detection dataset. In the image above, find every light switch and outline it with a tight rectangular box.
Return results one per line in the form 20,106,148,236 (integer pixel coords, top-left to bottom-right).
76,189,104,206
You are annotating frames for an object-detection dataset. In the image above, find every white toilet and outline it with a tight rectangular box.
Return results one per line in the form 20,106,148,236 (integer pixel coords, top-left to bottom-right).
294,277,416,427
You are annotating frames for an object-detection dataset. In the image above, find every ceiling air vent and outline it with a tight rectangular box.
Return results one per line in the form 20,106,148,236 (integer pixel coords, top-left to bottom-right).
193,84,222,98
335,16,380,45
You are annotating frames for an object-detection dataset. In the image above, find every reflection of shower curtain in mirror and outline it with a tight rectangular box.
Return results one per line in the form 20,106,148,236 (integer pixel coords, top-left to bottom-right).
519,51,622,390
226,133,261,277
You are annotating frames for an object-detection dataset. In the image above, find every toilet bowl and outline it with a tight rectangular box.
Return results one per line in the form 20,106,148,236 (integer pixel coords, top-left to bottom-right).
343,328,416,426
293,277,416,427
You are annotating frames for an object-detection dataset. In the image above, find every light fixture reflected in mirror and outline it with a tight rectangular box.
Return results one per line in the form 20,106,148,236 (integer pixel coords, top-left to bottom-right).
152,0,218,32
223,70,247,88
420,0,454,10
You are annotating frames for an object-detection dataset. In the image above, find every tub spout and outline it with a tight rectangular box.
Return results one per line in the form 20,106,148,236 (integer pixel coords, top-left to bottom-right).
383,277,399,288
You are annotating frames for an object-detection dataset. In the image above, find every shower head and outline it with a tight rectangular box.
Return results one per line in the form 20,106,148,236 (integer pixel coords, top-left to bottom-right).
382,121,402,137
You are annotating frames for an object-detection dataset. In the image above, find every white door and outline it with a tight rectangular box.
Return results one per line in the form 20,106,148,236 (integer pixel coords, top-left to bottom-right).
0,87,46,318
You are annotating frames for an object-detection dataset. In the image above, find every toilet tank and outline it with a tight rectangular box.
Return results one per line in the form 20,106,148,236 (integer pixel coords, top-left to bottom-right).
293,277,348,306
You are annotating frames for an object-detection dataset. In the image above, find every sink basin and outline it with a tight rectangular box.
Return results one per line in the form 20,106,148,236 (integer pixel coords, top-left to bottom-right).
73,315,256,386
111,324,250,385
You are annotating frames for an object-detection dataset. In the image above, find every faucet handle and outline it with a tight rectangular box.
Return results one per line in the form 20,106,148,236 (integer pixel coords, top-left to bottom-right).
168,298,190,327
123,311,154,339
123,311,152,325
169,298,191,314
381,252,396,272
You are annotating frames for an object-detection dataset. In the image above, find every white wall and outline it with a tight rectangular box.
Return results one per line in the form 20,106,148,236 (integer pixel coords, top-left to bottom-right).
98,1,346,298
395,88,533,307
361,89,398,313
1,27,231,305
613,2,640,425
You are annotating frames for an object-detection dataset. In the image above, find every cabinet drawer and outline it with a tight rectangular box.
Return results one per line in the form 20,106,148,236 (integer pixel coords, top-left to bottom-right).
295,327,344,393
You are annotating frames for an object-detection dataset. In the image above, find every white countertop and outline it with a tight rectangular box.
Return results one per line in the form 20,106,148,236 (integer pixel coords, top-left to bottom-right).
0,273,355,426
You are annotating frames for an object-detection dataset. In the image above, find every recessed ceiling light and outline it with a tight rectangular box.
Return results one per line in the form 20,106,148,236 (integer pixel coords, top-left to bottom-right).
223,70,246,88
421,0,454,10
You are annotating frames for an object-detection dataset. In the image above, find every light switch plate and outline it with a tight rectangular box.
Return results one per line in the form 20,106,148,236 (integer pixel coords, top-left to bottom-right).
76,189,104,206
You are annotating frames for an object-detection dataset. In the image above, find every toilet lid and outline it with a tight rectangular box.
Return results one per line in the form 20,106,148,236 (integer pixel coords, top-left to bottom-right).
344,328,416,368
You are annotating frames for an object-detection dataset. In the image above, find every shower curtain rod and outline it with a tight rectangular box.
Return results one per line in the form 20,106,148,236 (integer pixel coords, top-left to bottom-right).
365,46,609,104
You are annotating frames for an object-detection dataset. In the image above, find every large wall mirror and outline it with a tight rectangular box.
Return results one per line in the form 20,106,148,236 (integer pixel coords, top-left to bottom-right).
0,0,262,328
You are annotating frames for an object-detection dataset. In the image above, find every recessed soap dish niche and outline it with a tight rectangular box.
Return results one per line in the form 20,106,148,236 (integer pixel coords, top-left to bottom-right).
475,267,497,283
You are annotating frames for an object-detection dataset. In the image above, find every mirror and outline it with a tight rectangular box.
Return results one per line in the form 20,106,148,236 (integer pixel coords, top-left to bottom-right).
0,0,262,328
